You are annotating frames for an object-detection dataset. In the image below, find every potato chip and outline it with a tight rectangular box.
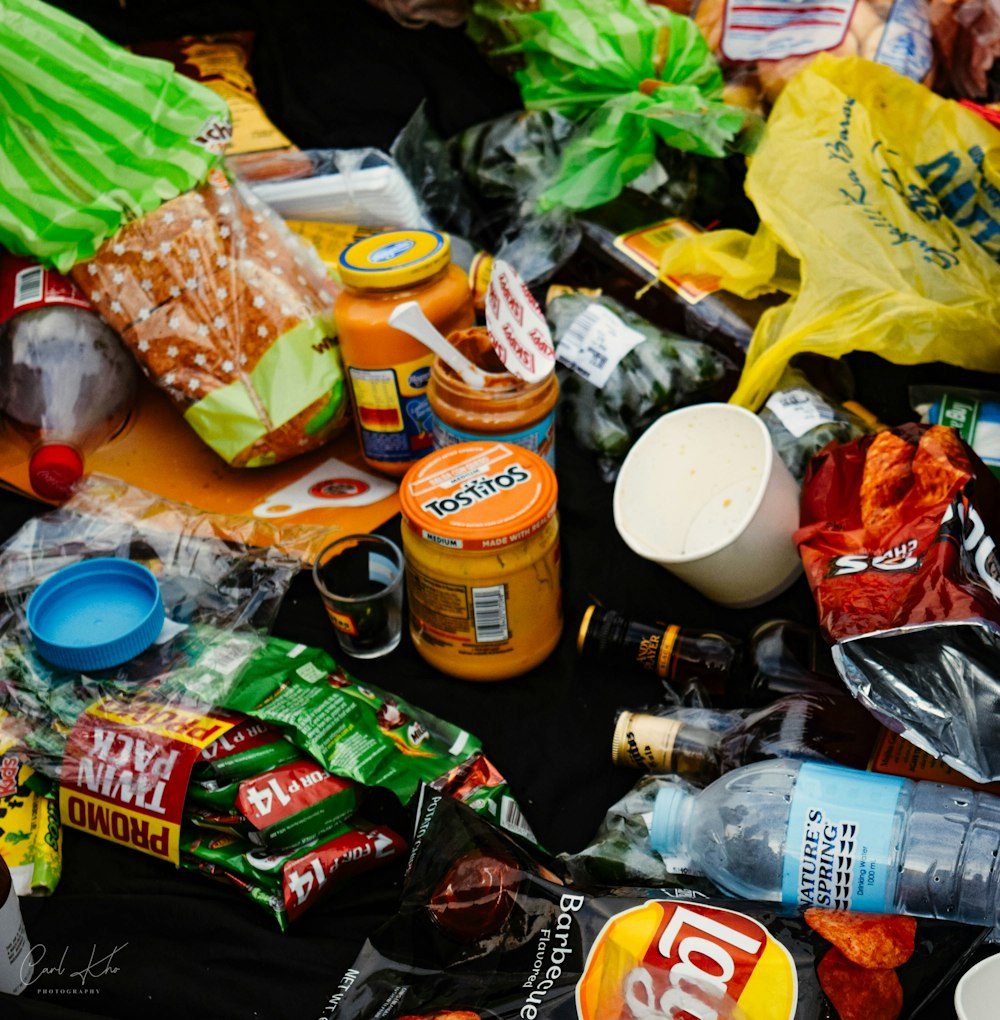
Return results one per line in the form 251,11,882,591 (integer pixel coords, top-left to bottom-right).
805,908,917,969
910,424,972,514
816,947,903,1020
859,431,915,539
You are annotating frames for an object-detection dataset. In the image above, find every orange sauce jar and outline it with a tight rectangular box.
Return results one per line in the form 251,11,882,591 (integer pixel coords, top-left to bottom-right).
399,441,563,681
333,230,474,476
427,326,559,467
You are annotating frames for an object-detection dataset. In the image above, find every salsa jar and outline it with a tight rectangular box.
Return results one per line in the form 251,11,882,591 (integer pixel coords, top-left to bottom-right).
333,229,474,476
427,326,559,468
399,441,562,681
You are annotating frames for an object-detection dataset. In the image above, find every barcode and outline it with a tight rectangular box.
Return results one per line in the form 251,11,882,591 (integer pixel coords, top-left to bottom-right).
13,266,43,307
500,795,535,841
558,306,605,379
472,584,508,643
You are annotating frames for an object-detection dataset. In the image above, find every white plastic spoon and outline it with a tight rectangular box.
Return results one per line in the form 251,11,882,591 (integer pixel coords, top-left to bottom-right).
388,301,488,390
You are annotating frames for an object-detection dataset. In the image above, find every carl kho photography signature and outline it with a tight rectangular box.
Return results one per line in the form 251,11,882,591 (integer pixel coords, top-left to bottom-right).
21,942,129,995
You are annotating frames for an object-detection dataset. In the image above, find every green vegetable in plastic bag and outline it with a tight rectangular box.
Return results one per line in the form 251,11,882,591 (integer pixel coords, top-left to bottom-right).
759,365,876,481
0,0,231,272
547,288,734,479
468,0,757,211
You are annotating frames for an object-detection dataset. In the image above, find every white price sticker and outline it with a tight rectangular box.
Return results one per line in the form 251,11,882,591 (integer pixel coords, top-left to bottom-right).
556,303,646,388
765,387,837,439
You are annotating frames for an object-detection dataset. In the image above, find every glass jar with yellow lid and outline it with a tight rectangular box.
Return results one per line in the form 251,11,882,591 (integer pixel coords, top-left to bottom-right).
427,326,559,467
399,440,563,681
333,229,474,477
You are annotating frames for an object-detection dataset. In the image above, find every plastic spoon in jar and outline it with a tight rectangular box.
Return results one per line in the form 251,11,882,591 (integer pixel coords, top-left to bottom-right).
389,301,488,390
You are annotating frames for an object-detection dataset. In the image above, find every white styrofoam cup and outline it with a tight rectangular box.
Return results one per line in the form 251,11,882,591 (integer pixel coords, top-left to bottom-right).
955,953,1000,1020
613,403,802,608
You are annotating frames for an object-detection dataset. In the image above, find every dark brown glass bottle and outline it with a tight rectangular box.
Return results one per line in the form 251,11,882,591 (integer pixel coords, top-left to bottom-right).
578,605,841,707
566,188,785,366
612,691,882,784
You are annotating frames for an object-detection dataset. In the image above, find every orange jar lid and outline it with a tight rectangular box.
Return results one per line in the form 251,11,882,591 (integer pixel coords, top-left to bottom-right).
399,441,557,550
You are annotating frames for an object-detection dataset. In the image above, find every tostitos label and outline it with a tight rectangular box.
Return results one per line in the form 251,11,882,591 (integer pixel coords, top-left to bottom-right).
399,441,557,551
578,900,798,1020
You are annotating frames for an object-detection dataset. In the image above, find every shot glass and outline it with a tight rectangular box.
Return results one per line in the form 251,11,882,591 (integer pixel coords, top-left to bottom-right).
312,534,405,658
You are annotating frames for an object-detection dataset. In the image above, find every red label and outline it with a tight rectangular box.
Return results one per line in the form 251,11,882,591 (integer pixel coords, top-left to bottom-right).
0,754,20,798
281,824,406,922
237,760,353,831
0,253,91,326
58,695,239,863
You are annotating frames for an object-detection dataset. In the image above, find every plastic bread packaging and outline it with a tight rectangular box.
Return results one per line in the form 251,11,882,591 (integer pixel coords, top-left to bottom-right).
69,169,350,467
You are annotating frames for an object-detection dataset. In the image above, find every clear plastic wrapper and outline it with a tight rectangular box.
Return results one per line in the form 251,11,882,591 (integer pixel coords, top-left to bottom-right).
694,0,934,108
0,475,306,779
243,148,429,229
69,169,350,467
761,365,878,482
546,288,735,480
391,105,582,287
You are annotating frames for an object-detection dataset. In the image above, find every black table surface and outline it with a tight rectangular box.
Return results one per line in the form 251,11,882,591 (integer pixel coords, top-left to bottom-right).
0,355,996,1020
4,1,1000,1015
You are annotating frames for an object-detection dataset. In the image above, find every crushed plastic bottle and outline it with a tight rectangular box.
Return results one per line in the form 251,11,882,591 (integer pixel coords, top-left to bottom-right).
650,758,1000,926
0,253,137,501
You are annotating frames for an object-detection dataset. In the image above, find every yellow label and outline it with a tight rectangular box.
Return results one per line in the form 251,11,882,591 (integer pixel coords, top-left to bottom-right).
655,623,681,679
61,787,178,862
350,353,432,434
286,222,379,278
86,696,235,749
613,218,720,305
179,39,293,156
614,713,682,770
325,607,359,637
578,900,796,1020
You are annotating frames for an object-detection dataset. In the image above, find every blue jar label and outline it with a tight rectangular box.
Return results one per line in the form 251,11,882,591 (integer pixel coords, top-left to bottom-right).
781,762,905,912
431,409,556,469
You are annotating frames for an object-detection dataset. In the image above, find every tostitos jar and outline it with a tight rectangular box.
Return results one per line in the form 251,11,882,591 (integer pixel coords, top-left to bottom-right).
399,441,562,680
334,229,474,477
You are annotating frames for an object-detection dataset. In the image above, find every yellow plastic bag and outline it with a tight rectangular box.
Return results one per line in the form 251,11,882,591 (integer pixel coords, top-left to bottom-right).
659,53,1000,409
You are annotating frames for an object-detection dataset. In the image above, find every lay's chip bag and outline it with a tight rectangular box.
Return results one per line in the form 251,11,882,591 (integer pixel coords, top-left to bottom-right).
326,791,988,1020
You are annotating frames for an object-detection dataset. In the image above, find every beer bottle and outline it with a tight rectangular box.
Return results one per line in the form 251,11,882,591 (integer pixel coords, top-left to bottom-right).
578,604,841,706
611,690,881,784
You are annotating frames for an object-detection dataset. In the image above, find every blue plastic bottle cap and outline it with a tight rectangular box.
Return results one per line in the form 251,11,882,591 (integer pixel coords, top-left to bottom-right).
650,785,693,855
26,558,165,672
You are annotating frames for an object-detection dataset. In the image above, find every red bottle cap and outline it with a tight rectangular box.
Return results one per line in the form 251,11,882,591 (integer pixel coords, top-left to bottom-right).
28,444,84,501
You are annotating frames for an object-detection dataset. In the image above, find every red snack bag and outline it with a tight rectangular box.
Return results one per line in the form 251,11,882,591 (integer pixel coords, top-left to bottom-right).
816,947,904,1020
795,422,1000,783
804,908,917,969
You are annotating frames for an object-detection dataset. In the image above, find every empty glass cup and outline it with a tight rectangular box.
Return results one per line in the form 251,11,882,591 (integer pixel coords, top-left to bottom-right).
312,534,405,658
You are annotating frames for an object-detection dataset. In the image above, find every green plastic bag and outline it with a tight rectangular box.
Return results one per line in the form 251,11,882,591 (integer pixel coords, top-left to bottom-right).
0,0,230,272
468,0,754,211
659,54,1000,410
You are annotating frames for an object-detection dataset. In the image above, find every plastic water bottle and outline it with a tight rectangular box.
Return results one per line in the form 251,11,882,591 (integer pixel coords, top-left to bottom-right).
0,253,137,501
649,758,1000,924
